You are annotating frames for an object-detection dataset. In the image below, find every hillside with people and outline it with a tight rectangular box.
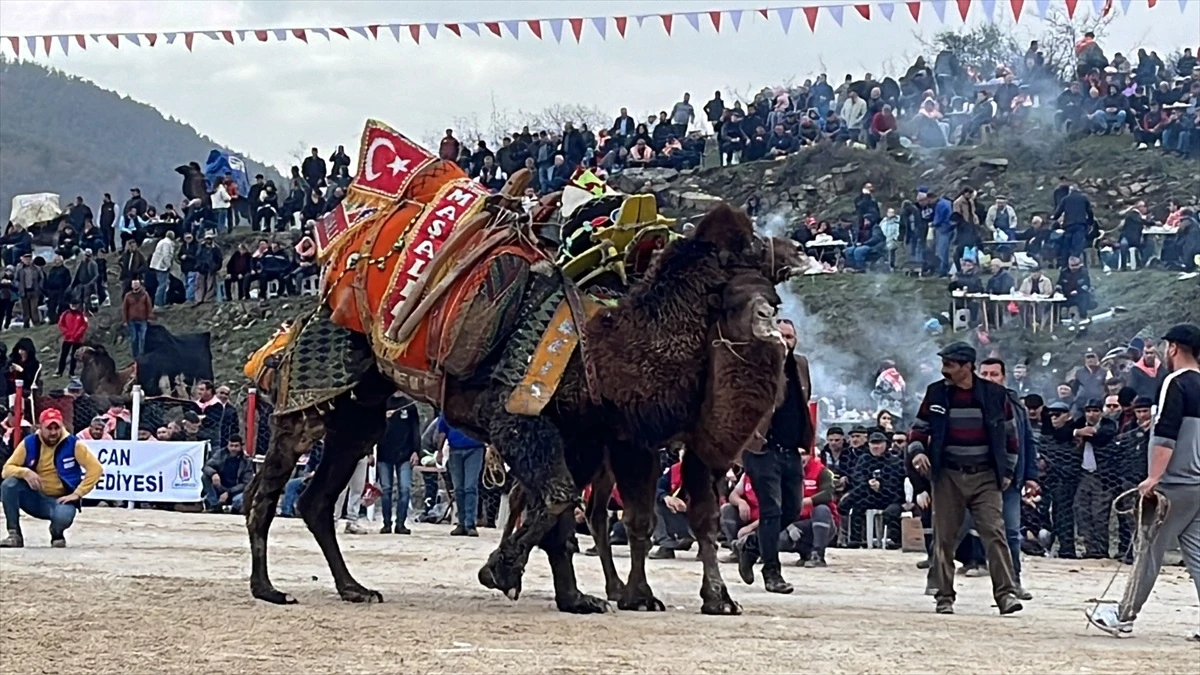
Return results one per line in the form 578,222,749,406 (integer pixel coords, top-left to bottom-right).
0,56,281,222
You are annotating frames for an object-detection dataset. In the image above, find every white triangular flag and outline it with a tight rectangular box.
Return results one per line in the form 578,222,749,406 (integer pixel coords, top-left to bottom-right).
828,5,845,25
930,0,948,22
591,17,607,39
777,7,795,33
57,34,69,55
272,29,287,41
549,18,564,42
879,3,895,20
729,9,743,30
683,12,700,31
1034,0,1051,18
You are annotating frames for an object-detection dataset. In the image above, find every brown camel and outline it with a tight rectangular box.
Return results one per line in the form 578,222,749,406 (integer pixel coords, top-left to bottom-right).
243,202,802,614
76,344,136,397
505,269,800,614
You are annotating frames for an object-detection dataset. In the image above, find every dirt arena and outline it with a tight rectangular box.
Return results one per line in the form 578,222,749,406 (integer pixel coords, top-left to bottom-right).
1,509,1196,674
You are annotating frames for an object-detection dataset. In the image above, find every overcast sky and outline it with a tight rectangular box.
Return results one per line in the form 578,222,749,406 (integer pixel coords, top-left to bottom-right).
4,0,1197,170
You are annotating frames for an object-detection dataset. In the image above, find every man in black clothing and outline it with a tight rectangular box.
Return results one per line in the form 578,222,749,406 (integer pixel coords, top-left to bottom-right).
99,193,116,252
1070,399,1119,558
839,432,905,547
68,196,93,230
301,148,327,190
248,175,266,232
1052,185,1094,267
377,394,420,534
1056,256,1093,321
736,320,812,594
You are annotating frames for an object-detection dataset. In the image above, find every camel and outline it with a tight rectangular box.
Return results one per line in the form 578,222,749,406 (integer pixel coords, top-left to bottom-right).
76,344,135,397
504,268,801,615
242,168,802,614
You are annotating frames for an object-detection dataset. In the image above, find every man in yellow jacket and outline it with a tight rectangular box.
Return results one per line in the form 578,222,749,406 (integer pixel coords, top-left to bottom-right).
1,408,103,548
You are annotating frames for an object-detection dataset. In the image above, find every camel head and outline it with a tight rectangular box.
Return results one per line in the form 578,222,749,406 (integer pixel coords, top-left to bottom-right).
751,235,806,285
690,204,805,284
712,271,784,344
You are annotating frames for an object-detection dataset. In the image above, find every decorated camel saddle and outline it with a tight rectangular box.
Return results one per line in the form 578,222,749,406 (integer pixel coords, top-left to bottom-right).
250,119,677,417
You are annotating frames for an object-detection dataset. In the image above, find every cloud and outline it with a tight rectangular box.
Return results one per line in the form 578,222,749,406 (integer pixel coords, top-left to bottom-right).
3,0,1197,172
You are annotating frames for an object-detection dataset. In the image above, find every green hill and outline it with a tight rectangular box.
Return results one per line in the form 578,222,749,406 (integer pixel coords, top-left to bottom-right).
0,56,282,221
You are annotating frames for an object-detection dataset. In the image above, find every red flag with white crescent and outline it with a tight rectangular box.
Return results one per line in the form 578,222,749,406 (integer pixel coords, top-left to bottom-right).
353,122,435,198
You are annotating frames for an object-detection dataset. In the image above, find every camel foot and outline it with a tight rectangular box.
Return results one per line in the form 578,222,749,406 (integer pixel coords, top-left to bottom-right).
338,585,384,604
556,592,612,615
618,588,666,612
252,585,298,605
605,579,626,602
700,591,742,616
478,551,525,600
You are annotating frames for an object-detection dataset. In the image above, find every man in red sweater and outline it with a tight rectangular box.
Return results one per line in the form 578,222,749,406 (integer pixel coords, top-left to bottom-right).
55,299,88,377
869,104,899,150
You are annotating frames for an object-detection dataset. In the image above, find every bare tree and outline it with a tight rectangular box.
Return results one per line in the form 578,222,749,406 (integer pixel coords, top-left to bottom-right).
285,141,309,172
1033,7,1117,82
517,103,610,133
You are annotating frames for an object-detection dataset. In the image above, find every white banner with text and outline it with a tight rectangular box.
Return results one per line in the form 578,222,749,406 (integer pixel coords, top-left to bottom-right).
88,440,208,502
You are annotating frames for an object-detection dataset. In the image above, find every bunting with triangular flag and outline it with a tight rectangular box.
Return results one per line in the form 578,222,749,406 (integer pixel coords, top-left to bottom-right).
0,1,1185,56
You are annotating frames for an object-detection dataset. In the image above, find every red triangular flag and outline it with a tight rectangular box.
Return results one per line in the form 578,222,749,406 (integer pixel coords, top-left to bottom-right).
956,0,972,19
145,33,157,46
1065,0,1079,17
660,14,673,35
758,8,769,19
1010,0,1025,20
485,22,501,37
291,28,307,42
221,30,234,44
527,20,543,39
409,24,420,44
254,30,268,42
1147,0,1157,7
74,34,86,49
907,1,921,20
6,36,18,56
615,16,627,37
42,35,53,54
855,4,871,20
709,11,722,31
569,18,583,41
803,6,819,30
185,32,195,50
331,27,348,39
445,23,462,37
368,25,379,39
106,34,119,48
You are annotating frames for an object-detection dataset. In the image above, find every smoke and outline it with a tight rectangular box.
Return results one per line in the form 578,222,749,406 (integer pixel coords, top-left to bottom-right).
777,277,945,415
757,206,794,240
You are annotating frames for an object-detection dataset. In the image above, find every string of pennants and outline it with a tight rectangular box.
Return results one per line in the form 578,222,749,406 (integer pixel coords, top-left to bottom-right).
1,0,1189,58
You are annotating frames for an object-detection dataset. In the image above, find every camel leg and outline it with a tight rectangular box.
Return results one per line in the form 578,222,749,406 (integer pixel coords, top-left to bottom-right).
586,463,626,601
298,394,389,603
540,509,611,614
682,450,740,615
246,408,316,604
476,398,600,611
501,481,527,541
611,445,665,612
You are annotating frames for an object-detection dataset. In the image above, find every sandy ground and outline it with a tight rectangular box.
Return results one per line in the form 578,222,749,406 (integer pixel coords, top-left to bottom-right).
1,509,1197,674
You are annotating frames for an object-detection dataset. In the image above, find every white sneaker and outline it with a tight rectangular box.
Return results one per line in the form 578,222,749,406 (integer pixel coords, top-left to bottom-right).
1086,603,1133,637
344,520,370,535
1137,143,1148,150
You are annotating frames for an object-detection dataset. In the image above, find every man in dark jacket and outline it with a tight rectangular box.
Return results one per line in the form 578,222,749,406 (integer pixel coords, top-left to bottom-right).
178,232,200,303
1051,184,1094,267
99,194,117,252
117,239,148,295
908,342,1023,615
839,432,905,547
559,123,586,166
42,256,73,323
1056,256,1093,320
301,148,327,189
67,196,93,230
979,358,1039,599
736,320,813,594
248,175,266,232
70,250,100,306
195,233,222,304
377,394,420,534
1070,399,1119,558
328,145,351,183
202,435,253,513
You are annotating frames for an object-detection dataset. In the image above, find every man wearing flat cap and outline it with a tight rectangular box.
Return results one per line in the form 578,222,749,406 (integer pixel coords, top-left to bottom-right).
1070,398,1118,559
908,341,1024,615
1089,323,1200,640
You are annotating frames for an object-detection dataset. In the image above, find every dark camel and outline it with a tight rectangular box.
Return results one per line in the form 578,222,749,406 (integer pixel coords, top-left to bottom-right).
505,269,803,614
242,203,802,614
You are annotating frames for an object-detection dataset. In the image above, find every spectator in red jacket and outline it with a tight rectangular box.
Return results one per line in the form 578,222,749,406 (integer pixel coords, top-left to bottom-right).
55,299,88,377
868,104,899,150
